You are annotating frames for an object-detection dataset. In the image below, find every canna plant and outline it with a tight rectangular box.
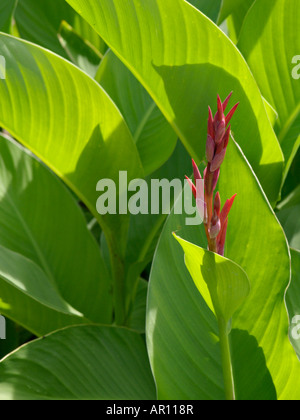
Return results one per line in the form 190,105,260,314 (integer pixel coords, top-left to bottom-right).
0,0,299,401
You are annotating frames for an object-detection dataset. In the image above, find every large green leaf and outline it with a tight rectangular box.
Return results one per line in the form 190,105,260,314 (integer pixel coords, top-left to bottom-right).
15,0,106,58
66,0,284,204
224,0,256,44
187,0,222,22
237,0,300,179
58,21,102,77
0,325,156,400
286,249,300,359
146,140,300,400
0,0,17,33
0,33,143,258
96,50,177,176
277,206,300,251
218,0,254,24
0,134,112,335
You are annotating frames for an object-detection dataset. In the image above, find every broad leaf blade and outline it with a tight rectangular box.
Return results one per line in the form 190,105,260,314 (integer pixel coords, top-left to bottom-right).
0,325,156,400
0,135,112,335
237,0,300,176
96,50,177,176
66,0,284,204
0,0,17,33
58,21,102,77
15,0,106,58
0,33,144,255
187,0,222,23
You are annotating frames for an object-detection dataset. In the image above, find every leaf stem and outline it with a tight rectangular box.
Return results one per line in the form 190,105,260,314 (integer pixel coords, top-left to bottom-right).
218,316,235,400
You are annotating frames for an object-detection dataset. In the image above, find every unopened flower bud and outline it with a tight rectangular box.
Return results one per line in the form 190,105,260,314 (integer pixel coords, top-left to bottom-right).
214,191,221,216
210,149,226,172
208,107,214,138
215,120,226,144
211,168,220,192
206,134,215,162
210,218,221,239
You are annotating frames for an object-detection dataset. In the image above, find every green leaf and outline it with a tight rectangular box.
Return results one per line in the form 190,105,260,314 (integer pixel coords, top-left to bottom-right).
0,245,83,317
225,0,256,44
174,235,250,325
0,325,156,400
237,0,300,178
15,0,106,58
277,185,300,211
58,21,102,77
286,249,300,359
218,0,255,25
277,205,300,251
127,278,148,333
0,134,112,335
0,0,17,33
146,140,300,400
187,0,222,23
96,50,177,176
0,33,144,257
66,0,284,205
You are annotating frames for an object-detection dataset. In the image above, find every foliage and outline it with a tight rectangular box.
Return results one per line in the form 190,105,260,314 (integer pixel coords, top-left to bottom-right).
0,0,299,400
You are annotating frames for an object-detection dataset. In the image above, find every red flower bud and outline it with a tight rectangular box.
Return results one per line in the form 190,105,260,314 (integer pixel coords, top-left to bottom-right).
214,191,221,216
208,107,214,138
210,218,221,239
211,168,220,192
192,158,202,182
206,134,215,162
215,120,226,145
222,92,233,112
210,148,226,172
225,103,239,126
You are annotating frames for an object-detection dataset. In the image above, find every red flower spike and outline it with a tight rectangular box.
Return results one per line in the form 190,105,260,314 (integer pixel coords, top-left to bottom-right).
225,103,239,126
187,93,238,256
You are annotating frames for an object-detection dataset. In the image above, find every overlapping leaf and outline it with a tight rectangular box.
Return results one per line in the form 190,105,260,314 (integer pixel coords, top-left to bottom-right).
187,0,222,22
15,0,106,58
67,0,284,204
0,325,156,400
0,0,17,33
0,135,113,335
238,0,300,179
146,140,300,400
0,33,144,257
96,50,177,176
